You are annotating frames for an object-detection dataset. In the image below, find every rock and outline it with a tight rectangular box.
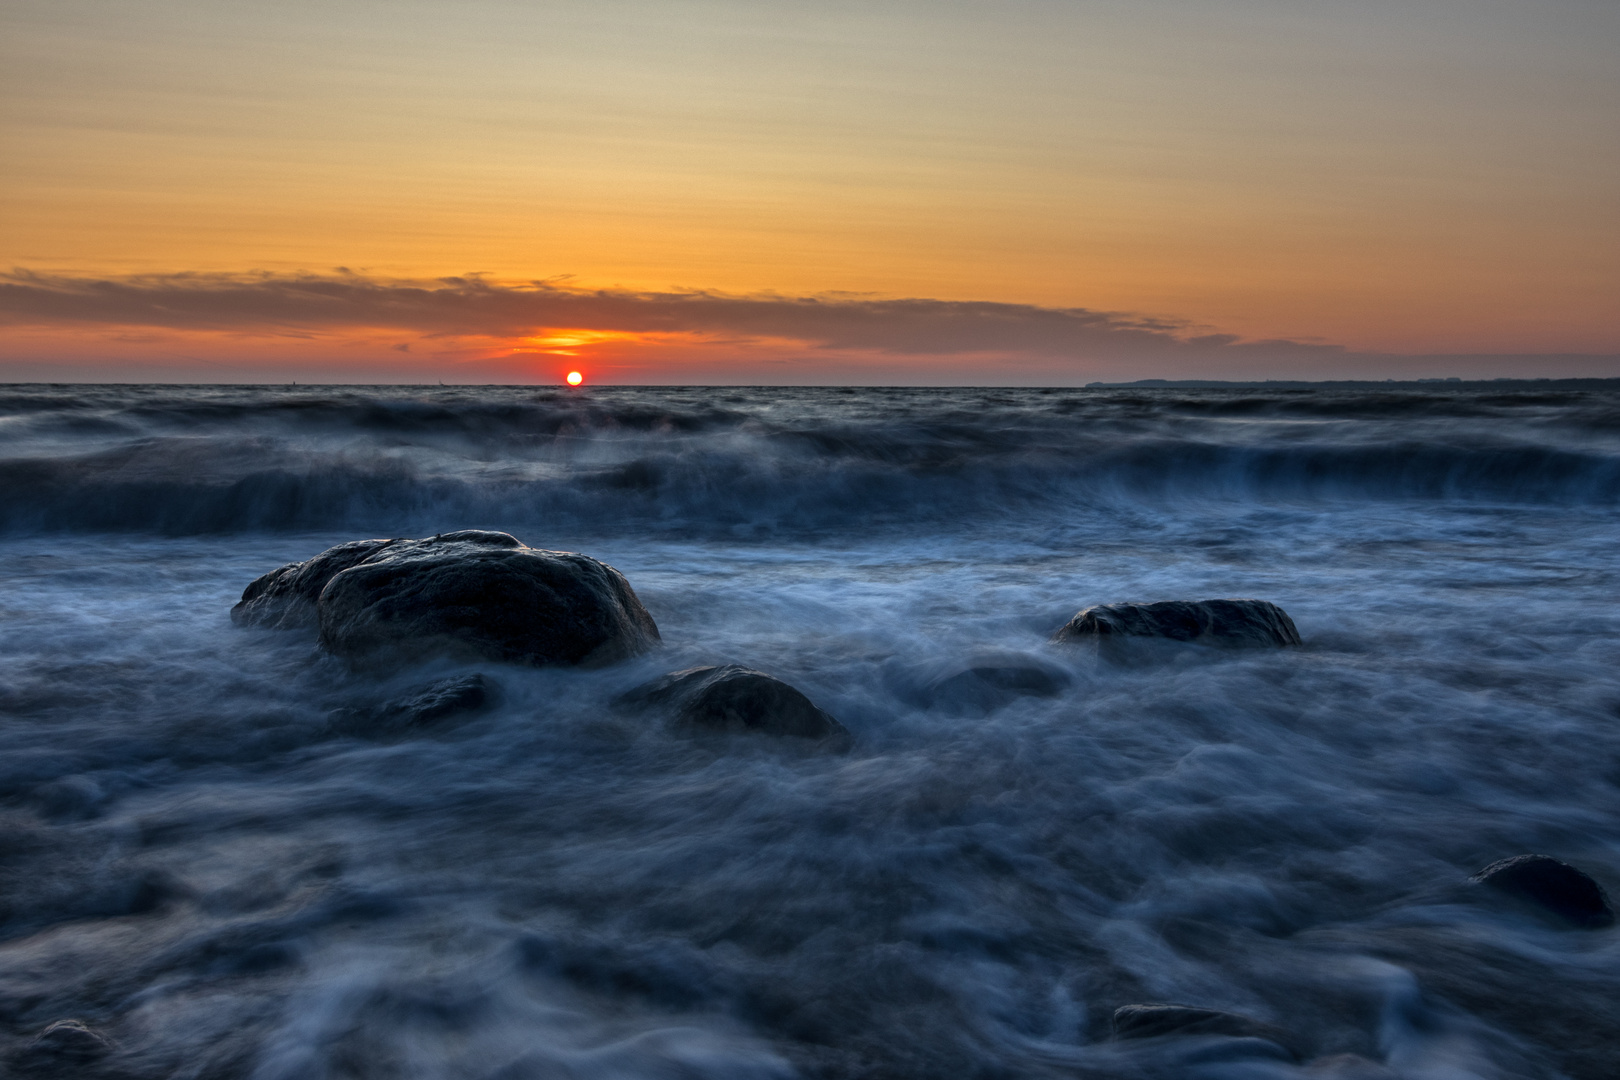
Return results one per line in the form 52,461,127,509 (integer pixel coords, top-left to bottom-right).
1471,854,1615,928
1052,599,1301,649
234,531,659,667
619,665,851,748
1302,1055,1400,1079
1112,1004,1293,1054
330,673,498,738
382,673,497,726
887,652,1069,715
925,661,1067,711
233,537,405,629
15,1019,113,1071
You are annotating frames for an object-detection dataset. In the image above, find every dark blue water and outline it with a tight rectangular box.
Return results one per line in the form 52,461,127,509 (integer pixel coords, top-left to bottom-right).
1,385,1618,1079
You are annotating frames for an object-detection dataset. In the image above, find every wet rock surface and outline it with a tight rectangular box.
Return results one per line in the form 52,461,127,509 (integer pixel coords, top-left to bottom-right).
1052,598,1302,649
1471,854,1615,928
234,531,660,668
232,537,401,629
329,673,499,738
619,665,850,747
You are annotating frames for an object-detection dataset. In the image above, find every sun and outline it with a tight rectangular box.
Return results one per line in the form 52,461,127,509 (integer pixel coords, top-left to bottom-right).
566,371,583,386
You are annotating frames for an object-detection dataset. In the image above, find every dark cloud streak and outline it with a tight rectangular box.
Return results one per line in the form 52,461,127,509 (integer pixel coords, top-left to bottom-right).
6,271,1614,382
0,270,1343,362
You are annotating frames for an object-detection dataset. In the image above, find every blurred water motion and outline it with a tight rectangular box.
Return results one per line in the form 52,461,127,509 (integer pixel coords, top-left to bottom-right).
1,385,1617,1078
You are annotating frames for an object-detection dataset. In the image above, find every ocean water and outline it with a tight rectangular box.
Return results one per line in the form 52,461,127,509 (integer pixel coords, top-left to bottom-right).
1,384,1618,1080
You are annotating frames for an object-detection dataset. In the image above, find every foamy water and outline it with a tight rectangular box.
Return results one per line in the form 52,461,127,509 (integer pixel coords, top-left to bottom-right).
1,385,1617,1078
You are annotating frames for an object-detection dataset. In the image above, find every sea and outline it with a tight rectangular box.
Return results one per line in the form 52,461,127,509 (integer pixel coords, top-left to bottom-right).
1,383,1617,1080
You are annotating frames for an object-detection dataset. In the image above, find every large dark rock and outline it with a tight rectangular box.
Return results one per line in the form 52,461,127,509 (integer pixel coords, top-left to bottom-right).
234,531,660,668
232,537,404,629
1052,599,1301,649
329,674,499,739
619,665,850,748
1112,1004,1294,1056
1471,854,1615,929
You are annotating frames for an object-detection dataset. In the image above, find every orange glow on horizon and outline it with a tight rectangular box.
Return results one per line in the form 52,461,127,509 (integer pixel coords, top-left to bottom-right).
522,328,645,355
8,317,1618,384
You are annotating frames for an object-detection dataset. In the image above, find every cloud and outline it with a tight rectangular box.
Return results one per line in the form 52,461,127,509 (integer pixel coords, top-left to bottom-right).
2,270,1615,384
0,269,1340,363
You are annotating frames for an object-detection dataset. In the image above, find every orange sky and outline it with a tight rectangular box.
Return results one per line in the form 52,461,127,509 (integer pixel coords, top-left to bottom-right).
2,0,1617,381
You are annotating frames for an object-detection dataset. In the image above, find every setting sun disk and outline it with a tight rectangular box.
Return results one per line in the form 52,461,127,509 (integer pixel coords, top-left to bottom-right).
566,371,583,386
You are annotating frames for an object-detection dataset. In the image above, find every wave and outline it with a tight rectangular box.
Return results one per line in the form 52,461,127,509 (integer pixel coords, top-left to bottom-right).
3,439,1616,537
2,385,1619,535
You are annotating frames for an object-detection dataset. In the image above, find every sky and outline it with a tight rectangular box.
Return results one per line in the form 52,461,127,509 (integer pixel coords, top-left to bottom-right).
1,0,1616,384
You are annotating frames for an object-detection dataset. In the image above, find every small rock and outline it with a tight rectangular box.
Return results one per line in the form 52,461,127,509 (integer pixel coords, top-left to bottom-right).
1471,854,1615,928
619,665,850,748
1052,599,1301,649
1112,1004,1293,1055
330,674,498,738
384,673,496,726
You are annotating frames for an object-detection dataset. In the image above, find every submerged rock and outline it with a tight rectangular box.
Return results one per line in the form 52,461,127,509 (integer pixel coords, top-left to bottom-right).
619,665,850,748
330,673,498,738
234,531,660,668
14,1019,114,1073
1052,599,1301,649
1299,1055,1399,1079
887,652,1069,715
1112,1004,1294,1055
1471,854,1615,929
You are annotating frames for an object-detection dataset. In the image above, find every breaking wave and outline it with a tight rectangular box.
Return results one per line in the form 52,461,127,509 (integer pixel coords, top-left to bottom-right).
2,385,1619,536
